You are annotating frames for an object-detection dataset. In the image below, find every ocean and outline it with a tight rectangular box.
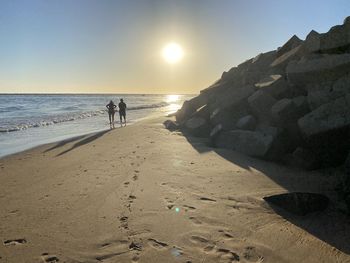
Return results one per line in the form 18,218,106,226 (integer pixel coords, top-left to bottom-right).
0,94,193,158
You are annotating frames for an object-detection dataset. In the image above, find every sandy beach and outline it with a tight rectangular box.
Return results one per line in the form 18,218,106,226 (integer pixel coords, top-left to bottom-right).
0,117,349,263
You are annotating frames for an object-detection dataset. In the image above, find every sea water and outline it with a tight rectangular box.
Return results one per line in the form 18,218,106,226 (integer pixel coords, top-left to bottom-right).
0,94,193,158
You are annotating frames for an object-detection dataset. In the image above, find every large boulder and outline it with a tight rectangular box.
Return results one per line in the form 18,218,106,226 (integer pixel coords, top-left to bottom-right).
236,115,256,131
299,93,350,138
319,20,350,54
271,97,310,126
191,104,210,120
209,123,223,146
277,35,303,57
215,130,275,158
210,85,255,110
176,93,208,123
238,51,278,85
307,74,350,110
270,45,304,70
303,17,350,55
209,85,255,130
255,74,291,99
291,147,320,170
163,120,179,131
298,93,350,166
248,90,277,123
184,117,210,137
210,102,249,131
303,30,322,53
286,54,350,85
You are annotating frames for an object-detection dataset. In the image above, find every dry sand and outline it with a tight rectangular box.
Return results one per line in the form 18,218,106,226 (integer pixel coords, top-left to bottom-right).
0,117,349,263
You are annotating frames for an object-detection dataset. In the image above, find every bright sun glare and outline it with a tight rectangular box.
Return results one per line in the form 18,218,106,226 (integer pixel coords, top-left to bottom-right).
162,43,184,64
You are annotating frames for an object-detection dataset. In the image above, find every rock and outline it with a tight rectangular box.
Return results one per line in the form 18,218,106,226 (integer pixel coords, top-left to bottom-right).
257,125,293,160
236,115,256,131
221,67,239,81
304,30,321,53
163,120,179,131
293,96,310,115
255,74,291,99
307,74,350,110
264,192,329,216
319,22,350,54
248,90,277,123
184,117,210,137
270,45,303,70
298,94,350,166
176,94,208,123
191,104,210,120
277,35,303,57
239,51,278,85
210,102,249,131
215,130,275,157
250,51,277,70
271,97,309,126
291,147,320,170
287,54,350,85
209,124,223,146
271,98,295,125
299,93,350,138
342,153,350,213
209,85,254,130
211,85,255,110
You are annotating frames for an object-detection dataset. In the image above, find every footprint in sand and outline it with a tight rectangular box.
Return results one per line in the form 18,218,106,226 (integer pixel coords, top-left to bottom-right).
133,175,138,181
131,255,140,262
95,251,127,262
243,247,264,262
148,238,168,249
119,216,129,230
167,204,174,210
3,238,26,246
100,239,129,249
129,195,136,200
215,248,240,262
8,210,19,215
190,235,210,245
189,217,202,225
96,240,129,261
41,253,59,263
199,197,216,202
218,230,234,239
183,205,196,210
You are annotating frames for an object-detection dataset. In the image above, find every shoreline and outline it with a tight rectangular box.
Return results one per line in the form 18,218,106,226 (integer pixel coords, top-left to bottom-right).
0,110,167,159
0,116,349,263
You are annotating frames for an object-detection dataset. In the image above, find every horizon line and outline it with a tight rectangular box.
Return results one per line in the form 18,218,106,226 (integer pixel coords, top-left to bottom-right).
0,92,197,95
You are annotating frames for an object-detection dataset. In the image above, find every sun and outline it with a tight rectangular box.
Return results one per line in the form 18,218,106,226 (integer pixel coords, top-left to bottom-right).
162,43,184,64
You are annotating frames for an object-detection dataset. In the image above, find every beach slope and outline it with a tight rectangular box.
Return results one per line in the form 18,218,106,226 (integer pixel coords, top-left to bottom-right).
0,117,349,263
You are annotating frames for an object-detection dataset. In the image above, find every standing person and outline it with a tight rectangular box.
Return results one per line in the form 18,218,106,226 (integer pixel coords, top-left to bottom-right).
118,98,127,125
106,100,117,127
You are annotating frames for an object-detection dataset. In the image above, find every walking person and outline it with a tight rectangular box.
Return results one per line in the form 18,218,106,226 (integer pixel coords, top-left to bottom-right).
118,98,127,126
106,100,117,128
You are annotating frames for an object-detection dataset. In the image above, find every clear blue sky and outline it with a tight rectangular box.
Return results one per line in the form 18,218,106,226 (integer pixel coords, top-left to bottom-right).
0,0,349,94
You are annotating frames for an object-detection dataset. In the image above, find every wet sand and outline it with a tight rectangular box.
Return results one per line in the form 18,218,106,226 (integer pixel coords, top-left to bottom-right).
0,117,349,263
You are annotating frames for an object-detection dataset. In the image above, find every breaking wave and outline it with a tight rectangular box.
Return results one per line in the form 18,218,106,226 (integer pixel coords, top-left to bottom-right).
0,101,169,133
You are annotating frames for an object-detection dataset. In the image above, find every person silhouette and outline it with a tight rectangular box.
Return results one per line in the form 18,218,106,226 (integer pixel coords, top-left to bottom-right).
106,100,117,127
118,98,127,125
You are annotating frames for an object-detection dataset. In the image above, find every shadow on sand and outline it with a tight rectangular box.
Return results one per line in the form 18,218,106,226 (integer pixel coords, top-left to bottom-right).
44,129,111,156
182,132,350,255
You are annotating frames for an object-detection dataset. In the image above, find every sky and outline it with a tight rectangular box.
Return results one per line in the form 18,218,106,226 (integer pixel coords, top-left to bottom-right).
0,0,349,94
